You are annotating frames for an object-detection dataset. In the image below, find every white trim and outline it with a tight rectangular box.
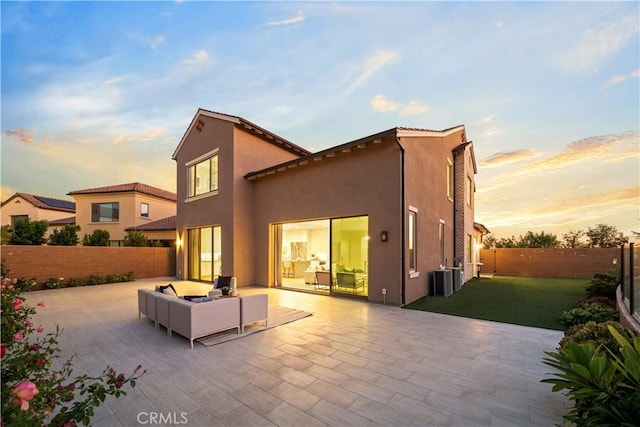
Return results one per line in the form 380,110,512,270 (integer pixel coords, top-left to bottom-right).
185,148,219,167
409,205,418,213
409,271,420,279
397,125,465,138
184,190,219,203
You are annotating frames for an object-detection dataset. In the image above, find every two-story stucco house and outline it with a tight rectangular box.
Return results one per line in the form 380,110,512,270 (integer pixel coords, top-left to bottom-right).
173,109,477,306
68,183,177,246
1,193,76,238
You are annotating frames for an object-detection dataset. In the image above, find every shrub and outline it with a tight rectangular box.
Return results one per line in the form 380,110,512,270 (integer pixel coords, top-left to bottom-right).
574,296,616,309
560,303,618,328
542,325,640,425
44,277,64,289
559,321,634,356
9,219,48,245
1,275,145,425
48,225,81,246
82,229,110,246
585,270,619,299
87,275,106,286
123,271,135,282
123,231,148,247
67,278,85,287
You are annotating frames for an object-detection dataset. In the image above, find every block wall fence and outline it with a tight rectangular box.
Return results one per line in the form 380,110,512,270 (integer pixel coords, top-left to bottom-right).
1,245,176,289
479,248,620,278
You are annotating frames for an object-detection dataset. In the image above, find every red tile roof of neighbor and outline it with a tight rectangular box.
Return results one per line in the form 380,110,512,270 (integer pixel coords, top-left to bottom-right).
68,182,177,202
1,193,76,212
49,216,76,225
125,215,176,231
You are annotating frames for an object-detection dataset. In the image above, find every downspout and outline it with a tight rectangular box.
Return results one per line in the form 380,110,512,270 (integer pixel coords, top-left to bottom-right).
395,135,406,306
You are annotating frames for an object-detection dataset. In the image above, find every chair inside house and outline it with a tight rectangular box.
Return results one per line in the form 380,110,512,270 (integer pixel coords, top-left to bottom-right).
282,261,294,278
314,271,332,290
335,272,364,294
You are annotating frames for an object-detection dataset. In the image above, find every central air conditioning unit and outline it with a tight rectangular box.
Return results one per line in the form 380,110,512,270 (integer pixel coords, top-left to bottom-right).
432,269,453,297
448,267,462,292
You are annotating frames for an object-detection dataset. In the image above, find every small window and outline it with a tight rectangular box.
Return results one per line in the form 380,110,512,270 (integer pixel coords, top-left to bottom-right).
91,202,119,222
409,209,417,272
466,176,473,207
141,203,149,218
467,234,473,264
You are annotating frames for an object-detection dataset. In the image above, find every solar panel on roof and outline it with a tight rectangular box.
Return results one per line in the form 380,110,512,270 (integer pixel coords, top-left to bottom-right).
34,196,75,210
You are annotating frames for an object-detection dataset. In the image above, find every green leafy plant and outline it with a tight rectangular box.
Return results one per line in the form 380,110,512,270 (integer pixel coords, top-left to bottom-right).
67,278,85,287
585,270,619,299
542,325,640,425
574,296,616,309
87,274,107,286
9,219,49,245
559,321,634,356
48,225,81,246
82,229,110,246
560,303,618,328
123,231,148,247
44,277,64,289
1,275,145,425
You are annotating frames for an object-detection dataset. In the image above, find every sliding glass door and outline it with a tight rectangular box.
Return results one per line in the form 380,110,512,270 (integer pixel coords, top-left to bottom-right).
272,216,368,297
188,226,221,282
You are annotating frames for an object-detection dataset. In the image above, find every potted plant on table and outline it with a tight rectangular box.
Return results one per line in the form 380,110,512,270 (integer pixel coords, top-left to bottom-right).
221,286,230,296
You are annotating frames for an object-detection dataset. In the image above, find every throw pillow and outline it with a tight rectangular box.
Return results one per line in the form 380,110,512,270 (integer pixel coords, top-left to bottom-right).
216,276,232,289
157,283,178,297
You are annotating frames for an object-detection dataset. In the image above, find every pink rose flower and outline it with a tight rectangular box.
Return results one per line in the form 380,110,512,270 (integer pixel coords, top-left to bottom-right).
37,301,46,308
11,380,39,410
37,326,44,333
13,299,22,311
13,332,24,341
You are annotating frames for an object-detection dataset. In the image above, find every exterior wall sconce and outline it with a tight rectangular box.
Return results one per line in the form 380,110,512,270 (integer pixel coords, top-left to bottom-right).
380,231,388,242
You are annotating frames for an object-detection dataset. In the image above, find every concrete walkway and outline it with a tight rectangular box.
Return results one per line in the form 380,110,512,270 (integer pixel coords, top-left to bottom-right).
26,278,568,426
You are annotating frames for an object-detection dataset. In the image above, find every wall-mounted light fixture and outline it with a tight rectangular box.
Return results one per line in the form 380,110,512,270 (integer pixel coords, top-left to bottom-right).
380,231,388,242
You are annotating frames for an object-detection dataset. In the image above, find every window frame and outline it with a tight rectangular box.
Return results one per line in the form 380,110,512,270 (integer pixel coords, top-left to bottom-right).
91,202,119,223
439,220,446,267
186,148,219,200
446,159,453,201
140,202,149,218
408,206,419,277
466,175,473,207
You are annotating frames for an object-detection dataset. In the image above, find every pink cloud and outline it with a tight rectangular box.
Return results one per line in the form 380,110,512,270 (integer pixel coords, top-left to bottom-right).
5,128,33,144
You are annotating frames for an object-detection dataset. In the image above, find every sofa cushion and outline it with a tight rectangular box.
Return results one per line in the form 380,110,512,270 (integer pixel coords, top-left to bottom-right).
156,284,178,298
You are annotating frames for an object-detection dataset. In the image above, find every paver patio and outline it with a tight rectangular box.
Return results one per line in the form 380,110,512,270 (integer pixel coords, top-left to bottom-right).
26,278,568,426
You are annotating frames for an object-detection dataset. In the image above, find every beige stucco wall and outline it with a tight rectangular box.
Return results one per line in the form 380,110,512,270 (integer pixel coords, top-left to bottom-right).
73,193,176,243
400,129,472,303
251,136,404,305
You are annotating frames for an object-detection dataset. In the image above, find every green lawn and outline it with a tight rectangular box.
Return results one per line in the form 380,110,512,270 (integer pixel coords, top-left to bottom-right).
406,276,588,330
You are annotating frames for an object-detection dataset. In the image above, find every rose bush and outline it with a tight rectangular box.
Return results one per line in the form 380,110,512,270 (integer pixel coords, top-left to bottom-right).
1,274,145,426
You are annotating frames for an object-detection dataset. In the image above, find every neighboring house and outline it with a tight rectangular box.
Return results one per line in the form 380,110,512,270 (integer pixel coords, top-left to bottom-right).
1,193,76,238
125,215,177,247
173,109,478,306
68,183,177,246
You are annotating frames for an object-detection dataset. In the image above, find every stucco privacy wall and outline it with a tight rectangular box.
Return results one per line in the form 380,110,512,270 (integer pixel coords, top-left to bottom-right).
479,248,620,278
2,246,175,288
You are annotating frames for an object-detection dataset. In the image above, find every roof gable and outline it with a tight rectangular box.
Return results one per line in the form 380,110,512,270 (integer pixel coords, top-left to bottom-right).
1,193,75,213
172,109,311,160
68,182,176,202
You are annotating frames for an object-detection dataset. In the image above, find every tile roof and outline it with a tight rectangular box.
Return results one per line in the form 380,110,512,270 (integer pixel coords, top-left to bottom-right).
125,215,176,231
68,182,177,202
1,193,76,212
49,216,76,225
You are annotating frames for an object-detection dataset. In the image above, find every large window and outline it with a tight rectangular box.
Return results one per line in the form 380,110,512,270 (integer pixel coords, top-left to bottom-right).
187,152,218,198
408,208,417,272
10,215,28,227
91,202,119,222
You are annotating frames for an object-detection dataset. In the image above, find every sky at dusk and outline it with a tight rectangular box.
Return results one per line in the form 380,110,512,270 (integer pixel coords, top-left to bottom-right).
1,1,638,239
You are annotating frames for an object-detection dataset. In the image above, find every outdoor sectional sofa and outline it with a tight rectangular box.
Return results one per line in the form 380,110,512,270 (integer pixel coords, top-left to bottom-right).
137,288,268,348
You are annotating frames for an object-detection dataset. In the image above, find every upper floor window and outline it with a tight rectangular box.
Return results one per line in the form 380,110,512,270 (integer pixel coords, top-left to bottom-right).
141,203,149,218
92,202,119,222
466,175,473,207
446,160,453,201
187,151,218,198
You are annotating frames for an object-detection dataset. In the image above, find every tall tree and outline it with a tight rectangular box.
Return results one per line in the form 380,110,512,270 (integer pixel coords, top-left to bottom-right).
586,224,627,248
562,229,586,248
517,231,559,248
